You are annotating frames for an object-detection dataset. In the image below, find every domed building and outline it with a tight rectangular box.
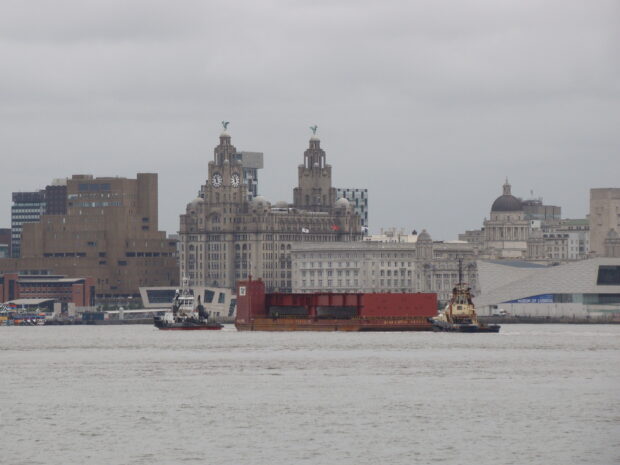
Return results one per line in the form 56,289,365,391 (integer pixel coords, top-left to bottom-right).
483,179,530,258
179,127,362,291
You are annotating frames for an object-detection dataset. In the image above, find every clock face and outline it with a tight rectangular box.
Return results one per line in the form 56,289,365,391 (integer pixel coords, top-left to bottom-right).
212,173,223,187
231,173,240,187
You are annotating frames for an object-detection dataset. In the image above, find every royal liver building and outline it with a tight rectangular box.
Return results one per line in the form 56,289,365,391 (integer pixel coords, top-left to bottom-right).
179,126,363,292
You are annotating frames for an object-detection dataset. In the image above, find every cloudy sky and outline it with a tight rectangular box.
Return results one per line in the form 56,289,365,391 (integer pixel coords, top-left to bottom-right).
1,0,618,239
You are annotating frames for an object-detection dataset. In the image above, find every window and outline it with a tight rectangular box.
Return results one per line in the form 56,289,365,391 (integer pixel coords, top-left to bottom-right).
218,292,226,304
597,266,620,285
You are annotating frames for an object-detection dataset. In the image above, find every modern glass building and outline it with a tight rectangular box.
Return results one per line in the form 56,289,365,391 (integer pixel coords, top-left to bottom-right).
11,191,46,258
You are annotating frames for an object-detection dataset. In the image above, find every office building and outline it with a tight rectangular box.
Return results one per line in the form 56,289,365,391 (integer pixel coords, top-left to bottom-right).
11,191,46,258
179,129,362,292
0,173,178,301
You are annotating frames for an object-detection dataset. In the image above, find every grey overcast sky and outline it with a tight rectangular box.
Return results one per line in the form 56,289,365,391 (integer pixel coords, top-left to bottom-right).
1,0,618,239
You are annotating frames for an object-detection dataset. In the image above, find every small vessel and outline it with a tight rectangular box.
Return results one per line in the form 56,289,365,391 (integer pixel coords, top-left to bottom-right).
154,279,223,331
430,260,500,333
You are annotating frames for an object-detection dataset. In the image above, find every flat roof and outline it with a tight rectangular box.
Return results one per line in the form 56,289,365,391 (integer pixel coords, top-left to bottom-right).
19,278,85,284
6,298,56,305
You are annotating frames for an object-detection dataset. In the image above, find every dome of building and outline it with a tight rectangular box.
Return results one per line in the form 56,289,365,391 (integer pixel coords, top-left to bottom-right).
252,195,267,205
491,179,522,212
335,197,349,208
275,201,288,208
491,195,522,212
189,197,204,206
417,229,432,241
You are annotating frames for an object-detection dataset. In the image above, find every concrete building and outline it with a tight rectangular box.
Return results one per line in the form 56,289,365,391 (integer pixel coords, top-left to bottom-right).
589,188,620,257
11,190,46,258
604,229,620,257
527,219,590,262
458,228,485,248
179,128,362,292
475,258,620,321
522,197,561,221
0,173,178,301
291,230,479,304
336,188,368,231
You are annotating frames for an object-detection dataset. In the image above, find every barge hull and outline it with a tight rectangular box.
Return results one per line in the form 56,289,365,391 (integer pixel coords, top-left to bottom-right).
236,317,432,332
235,278,437,332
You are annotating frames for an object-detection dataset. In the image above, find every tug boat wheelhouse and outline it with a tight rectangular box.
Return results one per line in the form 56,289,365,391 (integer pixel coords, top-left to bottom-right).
153,279,223,331
430,260,500,333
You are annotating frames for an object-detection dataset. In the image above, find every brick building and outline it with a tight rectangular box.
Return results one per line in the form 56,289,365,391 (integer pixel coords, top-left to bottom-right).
0,173,178,301
0,273,95,307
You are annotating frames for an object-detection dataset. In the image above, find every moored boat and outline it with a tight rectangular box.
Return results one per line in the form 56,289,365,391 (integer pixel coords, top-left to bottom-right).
430,260,500,333
154,279,223,331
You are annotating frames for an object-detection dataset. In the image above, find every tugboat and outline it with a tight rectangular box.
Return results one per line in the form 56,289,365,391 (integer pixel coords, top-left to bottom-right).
430,259,500,333
154,279,223,331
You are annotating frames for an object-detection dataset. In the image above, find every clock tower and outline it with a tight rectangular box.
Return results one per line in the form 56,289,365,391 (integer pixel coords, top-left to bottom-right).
204,127,247,212
293,129,336,211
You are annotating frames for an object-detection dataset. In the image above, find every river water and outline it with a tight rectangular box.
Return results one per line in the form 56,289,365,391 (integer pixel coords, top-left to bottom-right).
1,325,619,465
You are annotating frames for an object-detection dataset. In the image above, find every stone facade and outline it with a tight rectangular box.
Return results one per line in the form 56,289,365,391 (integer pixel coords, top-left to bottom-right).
459,180,574,261
590,188,620,257
291,230,478,304
526,219,589,262
604,229,620,257
364,227,418,243
483,180,530,258
179,130,362,292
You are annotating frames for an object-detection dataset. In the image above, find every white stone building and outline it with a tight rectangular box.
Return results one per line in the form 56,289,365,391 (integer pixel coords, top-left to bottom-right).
291,230,479,304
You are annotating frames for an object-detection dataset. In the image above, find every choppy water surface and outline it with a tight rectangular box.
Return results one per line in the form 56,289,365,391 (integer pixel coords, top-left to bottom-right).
1,325,619,465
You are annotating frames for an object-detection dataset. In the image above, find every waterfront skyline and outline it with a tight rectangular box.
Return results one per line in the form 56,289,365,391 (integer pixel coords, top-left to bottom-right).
1,0,618,240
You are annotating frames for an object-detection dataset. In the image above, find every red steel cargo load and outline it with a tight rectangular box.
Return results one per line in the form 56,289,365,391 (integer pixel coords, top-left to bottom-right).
235,277,437,332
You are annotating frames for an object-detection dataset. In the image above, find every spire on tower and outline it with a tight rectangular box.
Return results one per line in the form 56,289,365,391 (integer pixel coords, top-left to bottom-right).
503,178,511,196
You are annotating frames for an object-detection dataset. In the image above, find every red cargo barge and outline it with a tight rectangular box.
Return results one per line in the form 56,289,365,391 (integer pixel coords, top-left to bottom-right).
235,278,437,331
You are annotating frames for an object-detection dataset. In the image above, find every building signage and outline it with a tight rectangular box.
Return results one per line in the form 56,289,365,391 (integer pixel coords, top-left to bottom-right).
506,294,553,304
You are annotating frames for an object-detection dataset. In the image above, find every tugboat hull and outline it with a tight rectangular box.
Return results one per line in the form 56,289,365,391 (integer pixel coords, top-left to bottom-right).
153,318,223,330
430,319,500,333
